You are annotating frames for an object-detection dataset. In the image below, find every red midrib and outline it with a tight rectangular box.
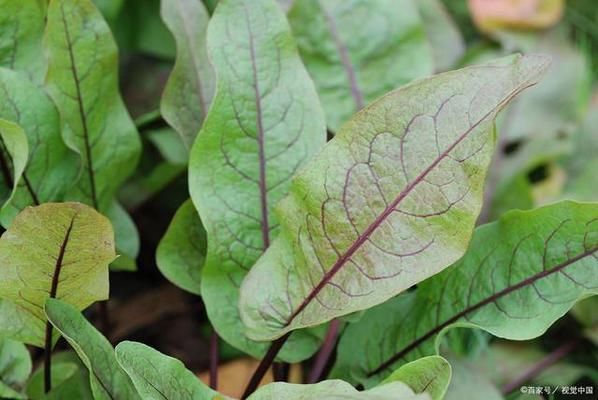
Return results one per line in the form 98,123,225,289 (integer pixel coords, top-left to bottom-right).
283,81,537,327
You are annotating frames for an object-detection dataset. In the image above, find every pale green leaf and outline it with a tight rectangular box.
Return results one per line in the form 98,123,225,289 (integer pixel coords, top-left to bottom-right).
288,0,434,132
0,119,28,210
44,0,141,212
189,0,326,359
0,202,115,347
157,199,206,295
239,54,549,341
0,0,46,83
146,128,188,165
444,356,503,400
0,68,78,227
115,341,224,400
0,337,31,399
332,201,598,386
0,299,41,346
106,201,140,271
45,298,140,400
381,356,451,400
160,0,214,148
417,0,465,72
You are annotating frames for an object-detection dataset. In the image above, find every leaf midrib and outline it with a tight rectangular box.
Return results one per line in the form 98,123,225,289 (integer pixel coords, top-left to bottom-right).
319,1,364,111
368,245,598,376
59,3,99,210
284,79,538,328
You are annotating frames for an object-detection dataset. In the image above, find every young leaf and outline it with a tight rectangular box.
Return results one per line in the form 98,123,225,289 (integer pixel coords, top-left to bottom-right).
0,119,28,210
332,201,598,387
0,68,78,226
115,341,223,400
44,0,141,212
44,298,140,400
239,54,549,341
106,201,140,271
160,0,215,148
189,0,326,358
287,0,434,132
0,337,31,399
0,0,47,83
381,356,451,400
0,202,115,347
157,199,206,295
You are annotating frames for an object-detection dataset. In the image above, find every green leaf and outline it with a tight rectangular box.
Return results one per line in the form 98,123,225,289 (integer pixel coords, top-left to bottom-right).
115,341,223,400
381,356,451,400
239,54,549,341
146,128,189,165
106,201,140,271
26,361,80,400
44,0,141,212
189,0,326,359
157,199,206,295
0,337,31,399
160,0,214,148
0,0,46,83
443,356,503,400
0,68,78,226
93,0,124,21
416,0,465,72
0,202,115,347
287,0,434,132
332,201,598,387
45,298,140,400
0,299,40,346
0,119,28,210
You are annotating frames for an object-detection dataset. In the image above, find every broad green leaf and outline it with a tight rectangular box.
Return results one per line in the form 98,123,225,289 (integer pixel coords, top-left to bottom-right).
157,199,206,295
0,0,46,83
160,0,215,148
115,341,224,400
417,0,465,72
189,0,326,359
0,68,78,227
0,119,28,210
45,299,140,400
26,362,79,400
45,0,141,212
0,202,115,347
0,337,31,399
332,201,598,387
287,0,434,132
239,54,549,341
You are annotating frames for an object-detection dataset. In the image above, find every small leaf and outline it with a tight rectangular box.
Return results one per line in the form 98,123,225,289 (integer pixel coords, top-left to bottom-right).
0,337,31,399
189,0,326,359
157,199,206,295
44,0,141,212
239,54,549,341
160,0,215,148
469,0,564,34
45,298,140,400
381,356,451,400
288,0,434,131
0,0,47,82
115,341,224,400
0,68,79,226
0,119,28,209
0,202,115,347
106,201,140,271
333,201,598,386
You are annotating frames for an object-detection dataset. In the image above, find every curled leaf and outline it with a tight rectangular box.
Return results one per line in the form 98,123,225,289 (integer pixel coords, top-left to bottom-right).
0,119,28,210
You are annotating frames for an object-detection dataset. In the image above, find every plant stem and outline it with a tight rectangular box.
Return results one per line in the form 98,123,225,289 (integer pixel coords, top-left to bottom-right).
272,362,289,382
501,338,580,395
209,330,219,389
241,332,291,399
308,319,340,383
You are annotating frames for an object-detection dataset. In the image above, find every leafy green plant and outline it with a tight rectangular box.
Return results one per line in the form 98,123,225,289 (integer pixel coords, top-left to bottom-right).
0,0,596,399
